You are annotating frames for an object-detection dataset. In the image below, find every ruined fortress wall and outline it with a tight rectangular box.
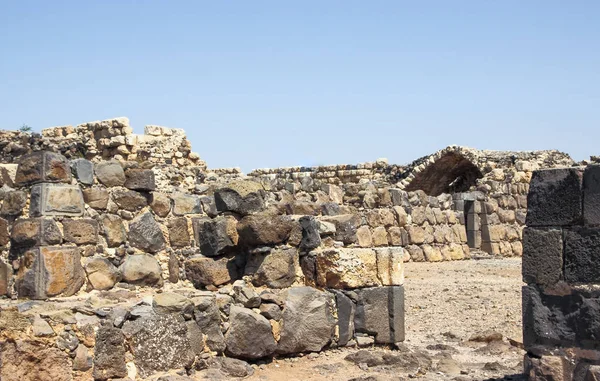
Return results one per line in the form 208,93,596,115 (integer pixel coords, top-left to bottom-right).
522,165,600,380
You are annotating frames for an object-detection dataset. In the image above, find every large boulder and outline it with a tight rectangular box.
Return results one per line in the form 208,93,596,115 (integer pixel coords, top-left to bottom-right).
119,254,162,286
193,295,226,353
128,212,166,253
237,214,294,246
192,216,238,256
30,184,85,217
122,314,195,378
214,180,266,215
93,325,128,380
124,168,156,191
354,286,405,344
15,246,85,299
185,255,239,288
246,247,298,288
277,287,336,354
85,258,120,290
225,306,277,359
95,160,125,187
15,151,72,186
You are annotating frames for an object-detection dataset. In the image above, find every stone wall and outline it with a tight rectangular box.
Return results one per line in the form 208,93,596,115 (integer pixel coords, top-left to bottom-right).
522,164,600,380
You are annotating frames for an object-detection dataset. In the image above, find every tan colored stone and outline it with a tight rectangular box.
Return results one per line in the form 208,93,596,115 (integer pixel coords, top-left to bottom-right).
315,248,379,289
387,226,403,245
372,226,389,247
375,247,404,285
62,218,98,244
392,206,408,226
422,245,443,262
407,226,425,244
83,188,109,209
411,206,426,225
150,192,171,217
448,243,465,260
100,214,127,247
356,226,373,248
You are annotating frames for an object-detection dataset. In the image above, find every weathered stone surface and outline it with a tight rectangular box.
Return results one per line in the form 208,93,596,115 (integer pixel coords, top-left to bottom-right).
62,218,98,244
259,303,282,321
356,225,373,247
522,227,563,286
119,254,162,286
32,316,54,337
277,287,336,354
15,151,72,186
111,189,148,211
0,340,73,381
299,215,321,250
200,195,218,217
193,216,238,256
355,286,405,344
100,214,126,247
93,325,128,380
172,193,202,216
315,248,379,289
124,168,156,191
564,227,600,283
525,355,569,381
30,184,84,217
321,214,361,244
153,292,193,314
11,218,62,247
237,214,294,246
214,180,266,215
16,246,85,299
150,192,171,217
1,190,27,216
185,255,239,288
72,344,92,371
407,225,425,244
95,160,125,187
85,258,120,290
168,252,179,283
246,247,298,288
375,247,405,286
526,167,583,227
128,212,166,253
193,295,226,353
82,187,109,209
225,305,277,359
334,290,355,346
406,245,425,262
168,217,191,248
372,226,389,246
0,259,10,296
122,314,195,377
584,164,600,226
70,158,94,185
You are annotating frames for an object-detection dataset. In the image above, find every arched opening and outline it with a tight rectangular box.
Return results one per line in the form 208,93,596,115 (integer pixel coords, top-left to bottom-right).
404,152,483,196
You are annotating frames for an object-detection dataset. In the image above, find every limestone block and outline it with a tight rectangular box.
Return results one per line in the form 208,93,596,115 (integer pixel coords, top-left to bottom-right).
0,163,17,187
11,218,62,247
100,214,127,247
365,209,396,227
15,151,72,186
83,188,109,209
354,286,405,344
356,225,373,247
71,158,94,185
16,246,85,299
95,160,126,187
246,247,298,289
124,168,156,191
30,183,84,217
119,254,162,286
172,193,202,216
214,180,266,215
375,247,404,285
526,167,583,227
315,248,379,289
185,255,239,288
447,243,466,260
498,209,516,223
0,217,7,247
192,216,238,256
85,258,120,290
0,259,10,296
422,244,443,262
63,218,98,244
128,212,166,253
392,206,408,226
150,192,171,217
407,225,425,244
372,226,389,246
584,165,600,226
387,226,403,245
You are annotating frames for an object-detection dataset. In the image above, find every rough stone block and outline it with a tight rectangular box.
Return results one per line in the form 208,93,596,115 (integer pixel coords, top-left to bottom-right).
0,218,7,246
237,214,294,246
85,258,120,290
119,254,162,286
354,285,405,344
168,217,191,248
315,248,379,289
225,306,277,359
526,167,584,227
192,216,239,256
375,247,405,286
522,227,563,286
15,151,72,186
299,215,321,251
30,184,84,217
95,160,125,187
334,290,355,347
15,246,85,299
172,193,202,216
1,190,27,216
214,180,266,215
93,325,127,380
63,218,98,244
564,227,600,283
124,168,156,191
111,189,148,211
128,212,166,253
321,214,361,244
0,163,17,187
185,255,240,288
83,187,109,209
0,259,10,296
150,192,171,217
71,158,94,185
246,247,298,289
10,218,62,247
467,230,481,248
584,165,600,226
200,195,218,217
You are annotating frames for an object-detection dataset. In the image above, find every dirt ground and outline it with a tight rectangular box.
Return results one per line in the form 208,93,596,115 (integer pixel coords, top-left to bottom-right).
230,257,525,381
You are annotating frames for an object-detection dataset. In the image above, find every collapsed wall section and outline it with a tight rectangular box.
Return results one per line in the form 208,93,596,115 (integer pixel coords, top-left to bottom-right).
522,164,600,380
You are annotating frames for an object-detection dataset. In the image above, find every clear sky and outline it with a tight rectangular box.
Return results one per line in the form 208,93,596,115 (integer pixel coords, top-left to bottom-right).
1,1,598,172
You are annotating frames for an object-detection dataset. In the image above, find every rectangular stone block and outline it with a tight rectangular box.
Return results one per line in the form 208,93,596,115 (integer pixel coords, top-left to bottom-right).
564,227,600,283
30,183,85,217
374,247,405,286
354,286,405,344
522,227,563,286
315,248,379,289
333,290,355,347
467,214,481,230
15,151,72,186
0,259,10,296
467,230,481,248
584,165,600,226
526,167,584,227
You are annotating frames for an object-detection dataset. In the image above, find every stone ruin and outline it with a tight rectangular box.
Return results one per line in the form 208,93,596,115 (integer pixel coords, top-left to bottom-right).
0,117,580,380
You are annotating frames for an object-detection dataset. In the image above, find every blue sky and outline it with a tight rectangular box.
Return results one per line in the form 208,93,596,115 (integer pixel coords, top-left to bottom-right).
1,1,598,172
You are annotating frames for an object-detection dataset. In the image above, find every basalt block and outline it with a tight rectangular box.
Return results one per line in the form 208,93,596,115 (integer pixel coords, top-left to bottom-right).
522,227,563,286
354,285,405,344
71,158,94,185
185,255,240,288
1,190,27,216
95,160,125,187
10,218,62,247
214,180,266,215
584,165,600,226
128,212,166,253
237,214,294,246
63,218,99,245
564,227,600,283
192,215,238,256
30,183,85,217
15,246,85,299
124,168,156,191
172,193,202,216
225,306,277,359
245,247,298,289
82,187,109,209
15,151,72,186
